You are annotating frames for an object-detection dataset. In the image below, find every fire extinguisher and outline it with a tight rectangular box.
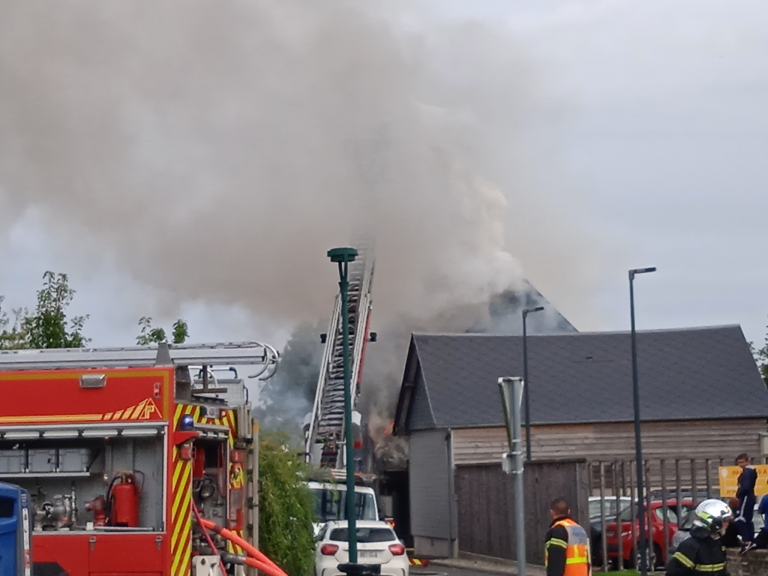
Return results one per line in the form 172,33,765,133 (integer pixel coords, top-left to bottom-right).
107,471,144,527
228,451,245,530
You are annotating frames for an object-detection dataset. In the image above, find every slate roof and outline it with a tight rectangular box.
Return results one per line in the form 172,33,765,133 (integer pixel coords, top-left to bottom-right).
471,283,579,335
395,325,768,432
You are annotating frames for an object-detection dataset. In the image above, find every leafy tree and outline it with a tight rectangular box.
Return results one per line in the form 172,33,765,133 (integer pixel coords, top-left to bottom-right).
172,320,189,344
259,431,315,576
0,296,26,349
23,272,90,349
0,272,89,350
136,317,189,345
759,354,768,387
753,319,768,387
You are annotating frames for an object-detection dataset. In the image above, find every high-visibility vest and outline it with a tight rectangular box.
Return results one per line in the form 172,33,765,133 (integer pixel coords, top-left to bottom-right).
545,518,590,576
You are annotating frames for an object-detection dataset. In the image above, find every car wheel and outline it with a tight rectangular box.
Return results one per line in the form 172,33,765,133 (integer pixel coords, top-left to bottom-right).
653,543,664,569
633,543,656,570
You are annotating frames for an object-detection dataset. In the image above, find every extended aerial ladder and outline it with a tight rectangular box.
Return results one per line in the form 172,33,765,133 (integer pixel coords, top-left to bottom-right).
305,127,386,473
304,236,375,471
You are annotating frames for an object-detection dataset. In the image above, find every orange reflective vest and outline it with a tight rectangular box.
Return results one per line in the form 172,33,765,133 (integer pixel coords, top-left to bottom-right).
545,518,590,576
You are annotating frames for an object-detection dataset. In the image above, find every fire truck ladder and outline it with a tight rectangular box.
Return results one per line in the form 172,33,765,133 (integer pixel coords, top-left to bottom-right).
305,237,375,469
0,341,280,377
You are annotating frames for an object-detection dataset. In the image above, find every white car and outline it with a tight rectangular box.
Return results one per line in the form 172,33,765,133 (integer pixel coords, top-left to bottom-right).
308,481,380,537
314,521,409,576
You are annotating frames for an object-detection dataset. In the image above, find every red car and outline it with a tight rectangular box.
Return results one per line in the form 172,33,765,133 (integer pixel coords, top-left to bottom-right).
604,499,694,568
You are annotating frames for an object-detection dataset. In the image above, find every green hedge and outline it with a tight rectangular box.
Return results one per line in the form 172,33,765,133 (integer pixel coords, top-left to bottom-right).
259,432,316,576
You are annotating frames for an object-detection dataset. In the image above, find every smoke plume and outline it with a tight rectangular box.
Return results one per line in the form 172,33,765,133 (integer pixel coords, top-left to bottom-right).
253,320,324,437
0,2,606,436
0,0,600,322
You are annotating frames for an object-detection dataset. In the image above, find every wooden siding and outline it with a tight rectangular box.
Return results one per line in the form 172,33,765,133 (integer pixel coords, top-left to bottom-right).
452,419,766,465
455,460,589,564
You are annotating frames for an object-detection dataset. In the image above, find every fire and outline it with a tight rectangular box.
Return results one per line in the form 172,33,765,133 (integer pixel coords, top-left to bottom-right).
384,420,394,436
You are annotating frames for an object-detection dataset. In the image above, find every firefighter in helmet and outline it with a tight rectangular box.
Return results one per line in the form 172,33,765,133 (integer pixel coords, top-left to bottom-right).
544,497,590,576
667,499,732,576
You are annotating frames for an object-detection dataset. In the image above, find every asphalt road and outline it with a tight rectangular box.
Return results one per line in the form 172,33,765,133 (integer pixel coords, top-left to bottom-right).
412,567,500,576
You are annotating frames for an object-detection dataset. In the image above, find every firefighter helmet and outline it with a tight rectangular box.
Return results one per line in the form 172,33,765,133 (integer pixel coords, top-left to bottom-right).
693,499,733,533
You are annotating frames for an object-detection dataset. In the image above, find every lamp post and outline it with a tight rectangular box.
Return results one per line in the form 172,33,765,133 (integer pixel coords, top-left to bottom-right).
498,377,527,576
522,306,544,461
629,266,656,576
328,247,359,565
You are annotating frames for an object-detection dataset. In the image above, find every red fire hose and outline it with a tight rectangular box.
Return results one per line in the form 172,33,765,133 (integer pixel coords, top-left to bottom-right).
199,517,286,576
244,557,283,574
192,502,228,576
194,516,289,576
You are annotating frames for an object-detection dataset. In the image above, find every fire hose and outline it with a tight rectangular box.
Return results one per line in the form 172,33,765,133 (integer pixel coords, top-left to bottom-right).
192,511,289,576
192,502,228,576
204,550,279,574
199,517,287,576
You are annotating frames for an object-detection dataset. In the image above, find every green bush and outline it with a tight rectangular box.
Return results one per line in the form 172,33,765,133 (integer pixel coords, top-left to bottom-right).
259,431,315,576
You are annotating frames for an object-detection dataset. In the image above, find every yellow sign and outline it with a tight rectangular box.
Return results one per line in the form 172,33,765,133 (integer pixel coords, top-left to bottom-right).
718,465,768,498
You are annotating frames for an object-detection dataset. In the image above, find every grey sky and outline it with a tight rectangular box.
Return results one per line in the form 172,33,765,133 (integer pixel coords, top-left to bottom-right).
0,0,766,354
417,0,768,344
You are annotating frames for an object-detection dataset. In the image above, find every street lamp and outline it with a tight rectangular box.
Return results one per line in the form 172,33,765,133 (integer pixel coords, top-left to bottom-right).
328,247,359,565
522,306,544,461
629,266,656,576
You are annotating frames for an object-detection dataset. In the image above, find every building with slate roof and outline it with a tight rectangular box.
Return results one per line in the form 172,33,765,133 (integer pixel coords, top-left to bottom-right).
392,324,768,558
469,284,578,335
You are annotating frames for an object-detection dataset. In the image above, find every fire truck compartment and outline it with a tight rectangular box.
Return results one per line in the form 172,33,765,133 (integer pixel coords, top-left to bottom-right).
27,449,57,473
34,531,164,575
192,437,230,524
0,429,166,533
58,448,93,473
0,450,25,474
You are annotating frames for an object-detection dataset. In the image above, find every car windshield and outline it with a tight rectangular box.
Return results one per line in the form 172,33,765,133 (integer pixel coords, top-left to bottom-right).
590,499,630,519
619,505,635,521
329,528,395,543
655,506,680,524
312,488,378,523
618,503,689,523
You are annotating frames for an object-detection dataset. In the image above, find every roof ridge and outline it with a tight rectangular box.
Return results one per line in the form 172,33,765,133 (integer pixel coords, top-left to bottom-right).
412,324,742,338
402,323,765,431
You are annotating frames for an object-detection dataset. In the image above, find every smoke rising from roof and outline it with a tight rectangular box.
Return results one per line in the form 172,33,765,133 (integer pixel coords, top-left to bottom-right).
0,0,602,333
358,281,579,454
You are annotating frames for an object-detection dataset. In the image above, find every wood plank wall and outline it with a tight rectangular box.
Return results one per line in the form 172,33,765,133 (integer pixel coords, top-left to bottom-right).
452,419,766,465
454,460,590,565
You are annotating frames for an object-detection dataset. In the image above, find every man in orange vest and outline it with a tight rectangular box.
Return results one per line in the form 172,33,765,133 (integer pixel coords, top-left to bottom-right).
544,497,590,576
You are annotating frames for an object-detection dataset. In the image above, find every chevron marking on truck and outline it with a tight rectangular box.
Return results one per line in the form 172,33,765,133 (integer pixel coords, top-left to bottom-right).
171,403,194,576
103,397,162,421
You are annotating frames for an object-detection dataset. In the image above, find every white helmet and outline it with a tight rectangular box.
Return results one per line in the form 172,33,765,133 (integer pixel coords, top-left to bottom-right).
693,499,733,534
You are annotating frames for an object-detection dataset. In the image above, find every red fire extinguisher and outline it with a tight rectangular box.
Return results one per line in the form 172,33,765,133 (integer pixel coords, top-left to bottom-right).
107,471,143,527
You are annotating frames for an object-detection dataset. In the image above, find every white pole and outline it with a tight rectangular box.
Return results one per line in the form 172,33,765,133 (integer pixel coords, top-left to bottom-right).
499,377,526,576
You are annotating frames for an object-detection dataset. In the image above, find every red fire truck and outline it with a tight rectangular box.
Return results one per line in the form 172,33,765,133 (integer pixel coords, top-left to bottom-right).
0,342,283,576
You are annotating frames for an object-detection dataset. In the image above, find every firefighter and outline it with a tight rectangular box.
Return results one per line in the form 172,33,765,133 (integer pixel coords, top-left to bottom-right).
734,452,757,552
667,499,732,576
544,497,589,576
